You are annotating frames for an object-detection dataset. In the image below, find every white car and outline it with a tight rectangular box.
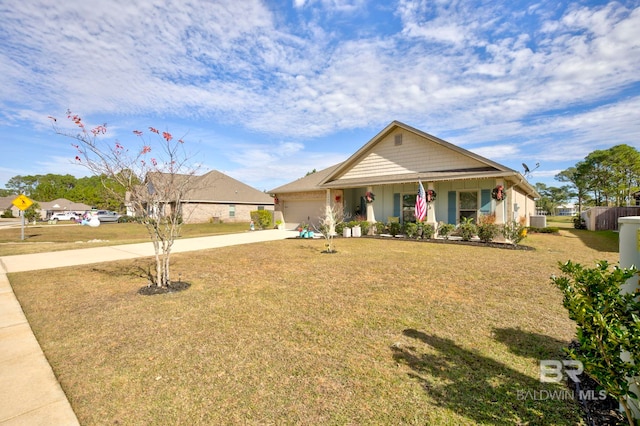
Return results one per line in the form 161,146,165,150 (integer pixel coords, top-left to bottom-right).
50,212,79,222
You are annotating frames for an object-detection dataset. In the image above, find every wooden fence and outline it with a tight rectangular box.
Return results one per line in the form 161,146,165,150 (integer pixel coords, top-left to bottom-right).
583,207,640,231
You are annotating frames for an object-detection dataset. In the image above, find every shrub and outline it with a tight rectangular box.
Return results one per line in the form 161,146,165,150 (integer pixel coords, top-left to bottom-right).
335,222,346,235
502,217,527,245
528,226,560,234
421,223,435,239
388,221,402,236
438,222,455,239
250,210,272,230
477,214,499,242
358,221,370,235
375,221,387,235
457,217,477,241
404,222,418,238
118,215,137,223
1,208,14,218
551,260,640,425
573,215,587,229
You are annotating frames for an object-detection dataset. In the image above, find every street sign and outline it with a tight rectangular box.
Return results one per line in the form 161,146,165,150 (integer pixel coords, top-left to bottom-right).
12,194,33,211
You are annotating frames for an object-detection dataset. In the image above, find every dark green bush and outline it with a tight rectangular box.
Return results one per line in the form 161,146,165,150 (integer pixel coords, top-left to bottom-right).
528,226,560,234
118,215,137,223
375,221,386,235
1,208,14,218
573,215,587,229
438,223,455,239
358,221,370,235
421,223,435,239
457,217,477,241
403,222,418,238
388,222,401,236
477,223,499,242
551,261,640,424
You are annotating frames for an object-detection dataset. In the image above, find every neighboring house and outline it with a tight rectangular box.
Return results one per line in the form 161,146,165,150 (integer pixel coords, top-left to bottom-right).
38,198,93,220
0,196,22,218
270,121,539,230
131,170,274,224
0,196,92,220
556,203,577,216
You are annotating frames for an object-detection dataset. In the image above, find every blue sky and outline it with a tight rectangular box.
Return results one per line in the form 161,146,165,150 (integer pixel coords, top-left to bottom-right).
1,0,639,192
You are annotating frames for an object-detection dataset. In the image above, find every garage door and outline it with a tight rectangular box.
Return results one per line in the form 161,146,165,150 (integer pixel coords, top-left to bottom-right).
283,200,325,230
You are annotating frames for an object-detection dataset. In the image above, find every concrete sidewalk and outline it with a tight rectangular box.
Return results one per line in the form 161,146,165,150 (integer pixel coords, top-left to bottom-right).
0,229,298,424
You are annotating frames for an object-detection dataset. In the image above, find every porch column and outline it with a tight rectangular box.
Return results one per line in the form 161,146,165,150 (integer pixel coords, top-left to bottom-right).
494,179,506,225
365,186,376,224
325,189,335,235
426,181,437,228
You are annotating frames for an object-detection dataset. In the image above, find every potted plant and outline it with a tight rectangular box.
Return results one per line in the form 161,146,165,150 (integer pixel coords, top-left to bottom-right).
275,220,284,230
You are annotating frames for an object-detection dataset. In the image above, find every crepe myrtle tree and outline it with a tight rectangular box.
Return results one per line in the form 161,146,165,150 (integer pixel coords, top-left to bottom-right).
50,111,199,287
314,203,344,253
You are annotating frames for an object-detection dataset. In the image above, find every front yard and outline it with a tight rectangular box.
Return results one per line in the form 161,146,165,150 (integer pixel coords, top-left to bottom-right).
9,229,619,425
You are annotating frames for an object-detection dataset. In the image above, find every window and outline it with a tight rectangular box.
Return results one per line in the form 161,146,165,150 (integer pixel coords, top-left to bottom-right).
459,191,478,222
229,204,236,218
402,194,416,223
394,134,403,146
257,206,264,211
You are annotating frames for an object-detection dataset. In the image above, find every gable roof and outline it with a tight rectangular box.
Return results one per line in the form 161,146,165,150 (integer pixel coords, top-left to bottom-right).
271,121,538,196
38,198,93,211
148,170,274,205
269,164,341,194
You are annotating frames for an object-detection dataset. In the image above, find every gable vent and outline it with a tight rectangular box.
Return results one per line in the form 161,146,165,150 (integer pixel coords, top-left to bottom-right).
394,134,402,146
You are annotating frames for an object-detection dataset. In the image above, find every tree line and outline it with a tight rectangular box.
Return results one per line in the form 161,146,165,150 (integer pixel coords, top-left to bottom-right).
536,144,640,215
0,173,126,211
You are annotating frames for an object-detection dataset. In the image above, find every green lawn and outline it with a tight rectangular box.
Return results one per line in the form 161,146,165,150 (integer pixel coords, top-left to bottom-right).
9,229,619,425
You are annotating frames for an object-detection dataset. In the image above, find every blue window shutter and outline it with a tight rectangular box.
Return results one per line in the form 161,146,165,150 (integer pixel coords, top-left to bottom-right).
393,193,401,217
447,191,456,224
480,189,491,214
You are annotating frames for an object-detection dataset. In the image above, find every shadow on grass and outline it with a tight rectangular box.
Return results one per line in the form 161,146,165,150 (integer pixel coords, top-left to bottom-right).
493,327,569,361
561,229,619,253
391,329,581,425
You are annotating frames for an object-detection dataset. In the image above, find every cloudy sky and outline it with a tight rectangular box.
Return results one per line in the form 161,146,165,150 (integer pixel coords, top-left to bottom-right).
1,0,639,192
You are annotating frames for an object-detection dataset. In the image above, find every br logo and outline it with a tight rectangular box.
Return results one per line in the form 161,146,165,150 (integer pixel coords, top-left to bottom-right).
539,360,583,383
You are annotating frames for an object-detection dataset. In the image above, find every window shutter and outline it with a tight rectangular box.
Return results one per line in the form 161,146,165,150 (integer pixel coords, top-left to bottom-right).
447,191,456,224
480,189,491,214
393,193,401,217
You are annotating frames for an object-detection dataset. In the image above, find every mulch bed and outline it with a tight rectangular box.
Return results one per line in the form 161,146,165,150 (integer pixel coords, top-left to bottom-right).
137,281,191,296
566,341,626,426
359,235,536,250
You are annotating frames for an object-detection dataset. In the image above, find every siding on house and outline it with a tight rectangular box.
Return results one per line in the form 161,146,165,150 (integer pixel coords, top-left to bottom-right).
181,203,272,223
338,130,486,181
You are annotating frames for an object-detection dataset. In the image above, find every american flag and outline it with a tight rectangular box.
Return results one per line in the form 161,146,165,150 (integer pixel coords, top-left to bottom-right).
415,180,427,222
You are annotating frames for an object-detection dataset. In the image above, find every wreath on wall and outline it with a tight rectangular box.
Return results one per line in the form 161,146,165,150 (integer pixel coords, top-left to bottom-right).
365,191,375,203
492,185,506,201
426,189,437,203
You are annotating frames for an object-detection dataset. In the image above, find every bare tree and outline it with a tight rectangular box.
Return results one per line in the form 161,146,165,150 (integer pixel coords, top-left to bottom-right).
314,204,344,253
50,111,199,287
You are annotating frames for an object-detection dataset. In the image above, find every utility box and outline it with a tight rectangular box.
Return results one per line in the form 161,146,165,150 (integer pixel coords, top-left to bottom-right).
530,215,547,228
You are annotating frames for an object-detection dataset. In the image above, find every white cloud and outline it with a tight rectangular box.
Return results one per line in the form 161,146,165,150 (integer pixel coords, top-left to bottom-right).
1,0,639,191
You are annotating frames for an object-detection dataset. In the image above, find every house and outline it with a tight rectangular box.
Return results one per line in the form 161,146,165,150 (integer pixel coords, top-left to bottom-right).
0,196,92,220
270,121,539,230
38,198,93,220
0,196,22,218
131,170,274,224
556,203,577,216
